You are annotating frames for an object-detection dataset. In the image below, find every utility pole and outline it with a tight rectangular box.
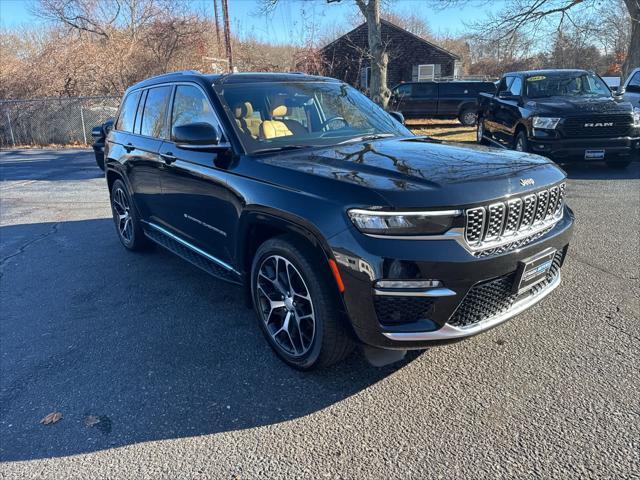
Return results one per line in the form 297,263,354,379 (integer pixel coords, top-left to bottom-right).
213,0,221,56
221,0,234,72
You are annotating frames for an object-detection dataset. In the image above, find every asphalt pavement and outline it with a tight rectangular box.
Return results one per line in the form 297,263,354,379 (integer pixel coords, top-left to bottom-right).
0,148,638,479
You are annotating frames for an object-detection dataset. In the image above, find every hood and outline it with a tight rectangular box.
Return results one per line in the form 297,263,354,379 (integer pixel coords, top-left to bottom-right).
258,137,566,208
524,95,633,115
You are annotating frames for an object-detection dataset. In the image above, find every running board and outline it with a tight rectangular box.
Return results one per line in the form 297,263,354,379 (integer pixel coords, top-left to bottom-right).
143,222,242,285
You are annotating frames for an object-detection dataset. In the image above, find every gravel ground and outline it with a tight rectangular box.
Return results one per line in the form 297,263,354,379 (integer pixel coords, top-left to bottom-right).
0,149,638,479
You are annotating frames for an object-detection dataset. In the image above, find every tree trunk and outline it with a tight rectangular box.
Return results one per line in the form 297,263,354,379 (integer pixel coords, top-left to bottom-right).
622,0,639,80
356,0,391,108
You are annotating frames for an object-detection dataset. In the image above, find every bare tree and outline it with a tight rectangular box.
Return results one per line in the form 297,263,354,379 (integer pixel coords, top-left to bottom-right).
262,0,392,108
436,0,639,79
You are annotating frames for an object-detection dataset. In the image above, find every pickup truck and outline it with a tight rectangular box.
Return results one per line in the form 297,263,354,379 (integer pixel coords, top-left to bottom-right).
477,69,640,168
389,81,496,125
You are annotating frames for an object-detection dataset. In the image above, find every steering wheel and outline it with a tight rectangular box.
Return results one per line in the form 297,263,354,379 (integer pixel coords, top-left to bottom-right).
320,116,349,131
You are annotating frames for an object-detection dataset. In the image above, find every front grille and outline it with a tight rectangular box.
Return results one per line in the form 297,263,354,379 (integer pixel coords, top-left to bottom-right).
561,114,632,138
448,250,564,328
464,183,565,253
374,296,434,325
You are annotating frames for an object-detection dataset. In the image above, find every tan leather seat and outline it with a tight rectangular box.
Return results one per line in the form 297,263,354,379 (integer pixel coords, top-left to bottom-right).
234,102,261,139
260,104,294,139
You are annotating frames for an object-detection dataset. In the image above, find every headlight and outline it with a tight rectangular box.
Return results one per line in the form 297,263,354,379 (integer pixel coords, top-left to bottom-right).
633,107,640,127
532,116,561,129
347,208,461,236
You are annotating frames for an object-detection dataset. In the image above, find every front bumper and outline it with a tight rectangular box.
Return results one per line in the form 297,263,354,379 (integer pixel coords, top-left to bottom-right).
330,207,574,350
528,135,640,160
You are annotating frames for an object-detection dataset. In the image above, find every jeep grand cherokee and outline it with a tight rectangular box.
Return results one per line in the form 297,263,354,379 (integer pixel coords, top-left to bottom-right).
105,71,574,369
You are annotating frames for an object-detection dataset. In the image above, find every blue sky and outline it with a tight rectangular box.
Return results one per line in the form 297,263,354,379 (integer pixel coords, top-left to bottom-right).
0,0,500,42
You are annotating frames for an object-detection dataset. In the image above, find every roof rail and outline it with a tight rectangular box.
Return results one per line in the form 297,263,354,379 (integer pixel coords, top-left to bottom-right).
144,70,202,82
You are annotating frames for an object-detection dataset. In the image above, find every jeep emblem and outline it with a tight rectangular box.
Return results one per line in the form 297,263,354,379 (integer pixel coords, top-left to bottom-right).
520,178,535,187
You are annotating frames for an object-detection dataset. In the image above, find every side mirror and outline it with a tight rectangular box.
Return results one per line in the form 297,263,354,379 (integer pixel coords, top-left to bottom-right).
388,111,405,125
173,122,221,149
498,91,519,101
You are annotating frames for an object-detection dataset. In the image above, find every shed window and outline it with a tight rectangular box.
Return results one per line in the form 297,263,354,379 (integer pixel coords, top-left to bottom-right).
418,64,435,81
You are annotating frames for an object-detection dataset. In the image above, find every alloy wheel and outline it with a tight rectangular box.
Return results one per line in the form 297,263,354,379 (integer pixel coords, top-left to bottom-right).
111,187,133,243
463,111,476,126
515,137,524,151
256,255,316,357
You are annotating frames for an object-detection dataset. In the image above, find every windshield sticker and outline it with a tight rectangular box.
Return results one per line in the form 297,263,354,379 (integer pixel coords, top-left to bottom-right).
527,76,546,82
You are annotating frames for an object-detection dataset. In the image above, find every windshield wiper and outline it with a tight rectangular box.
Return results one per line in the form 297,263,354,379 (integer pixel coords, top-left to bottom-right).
251,145,311,154
337,133,394,145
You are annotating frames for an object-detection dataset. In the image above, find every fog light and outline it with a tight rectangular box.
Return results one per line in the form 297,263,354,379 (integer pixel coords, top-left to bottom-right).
375,279,442,289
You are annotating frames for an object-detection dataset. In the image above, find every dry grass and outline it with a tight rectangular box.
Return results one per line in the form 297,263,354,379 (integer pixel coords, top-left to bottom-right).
406,118,476,144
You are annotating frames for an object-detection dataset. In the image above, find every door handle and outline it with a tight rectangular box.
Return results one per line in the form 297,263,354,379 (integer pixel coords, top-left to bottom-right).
161,152,177,164
124,142,135,153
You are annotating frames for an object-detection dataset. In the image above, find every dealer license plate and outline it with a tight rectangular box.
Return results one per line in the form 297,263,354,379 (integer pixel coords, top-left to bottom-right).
513,248,556,295
585,149,605,160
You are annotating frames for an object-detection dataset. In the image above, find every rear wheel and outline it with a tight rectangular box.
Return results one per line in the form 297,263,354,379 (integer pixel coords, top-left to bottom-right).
459,109,477,126
251,236,354,370
110,179,149,251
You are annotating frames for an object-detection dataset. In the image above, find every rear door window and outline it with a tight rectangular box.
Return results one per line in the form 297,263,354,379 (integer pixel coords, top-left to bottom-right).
140,86,172,138
115,91,141,132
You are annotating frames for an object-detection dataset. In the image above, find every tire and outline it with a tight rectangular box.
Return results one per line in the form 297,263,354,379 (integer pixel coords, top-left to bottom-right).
251,236,354,370
477,117,489,145
459,108,477,126
605,159,631,169
110,179,150,251
514,130,529,153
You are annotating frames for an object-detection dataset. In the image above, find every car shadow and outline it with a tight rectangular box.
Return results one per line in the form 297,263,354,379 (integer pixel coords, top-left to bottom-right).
561,160,640,180
0,149,103,181
0,218,419,462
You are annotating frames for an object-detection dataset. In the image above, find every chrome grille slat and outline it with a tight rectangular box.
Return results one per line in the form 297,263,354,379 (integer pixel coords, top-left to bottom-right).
521,194,537,227
463,183,565,255
534,189,549,222
504,198,523,235
485,202,506,240
465,207,485,244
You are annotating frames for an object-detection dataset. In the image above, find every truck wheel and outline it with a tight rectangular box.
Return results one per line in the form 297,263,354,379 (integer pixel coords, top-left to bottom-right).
605,159,631,169
251,236,354,370
110,179,150,251
477,118,489,145
459,109,477,126
514,131,529,153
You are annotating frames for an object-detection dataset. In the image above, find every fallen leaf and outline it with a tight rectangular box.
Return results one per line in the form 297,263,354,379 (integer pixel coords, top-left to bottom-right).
40,412,63,425
84,415,101,427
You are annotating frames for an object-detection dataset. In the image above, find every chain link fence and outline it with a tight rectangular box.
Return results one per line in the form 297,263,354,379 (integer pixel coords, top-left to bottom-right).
0,96,120,147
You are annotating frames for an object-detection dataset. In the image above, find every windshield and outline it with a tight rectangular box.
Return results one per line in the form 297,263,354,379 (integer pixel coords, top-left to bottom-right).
525,73,611,99
214,81,412,154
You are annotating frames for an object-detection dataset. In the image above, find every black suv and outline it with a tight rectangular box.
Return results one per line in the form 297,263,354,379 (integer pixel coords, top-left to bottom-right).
105,71,574,369
389,81,496,125
478,69,640,168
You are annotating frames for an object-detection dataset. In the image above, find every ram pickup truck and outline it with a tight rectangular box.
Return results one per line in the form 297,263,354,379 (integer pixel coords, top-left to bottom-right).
477,69,640,168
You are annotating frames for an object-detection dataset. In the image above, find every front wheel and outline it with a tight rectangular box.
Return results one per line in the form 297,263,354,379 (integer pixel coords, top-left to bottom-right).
251,236,354,370
477,118,489,145
514,131,529,153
